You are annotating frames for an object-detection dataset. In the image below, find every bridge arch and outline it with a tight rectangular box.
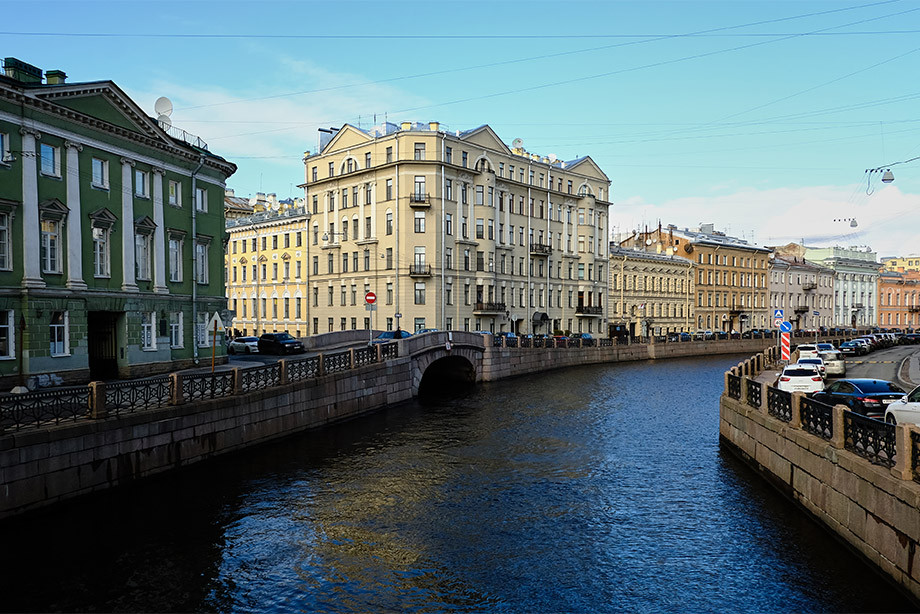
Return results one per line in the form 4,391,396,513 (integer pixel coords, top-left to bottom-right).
405,332,485,397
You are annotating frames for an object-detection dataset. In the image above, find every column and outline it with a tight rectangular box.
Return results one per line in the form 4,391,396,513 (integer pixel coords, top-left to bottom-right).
370,183,377,238
64,141,87,290
120,157,138,292
151,167,168,294
19,129,44,288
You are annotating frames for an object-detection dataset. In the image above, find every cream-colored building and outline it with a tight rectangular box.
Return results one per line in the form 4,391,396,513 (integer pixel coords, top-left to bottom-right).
300,121,612,336
225,200,310,337
768,254,835,331
608,246,695,337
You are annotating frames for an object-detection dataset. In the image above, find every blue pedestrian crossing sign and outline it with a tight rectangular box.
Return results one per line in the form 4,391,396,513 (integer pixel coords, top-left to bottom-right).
773,309,784,319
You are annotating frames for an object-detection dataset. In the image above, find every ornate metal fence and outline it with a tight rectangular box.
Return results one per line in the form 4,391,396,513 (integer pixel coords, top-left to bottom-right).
0,386,90,431
912,430,920,484
353,346,378,367
766,386,792,422
492,335,503,347
745,378,762,409
505,336,519,348
800,396,833,439
520,337,532,348
380,342,399,360
104,376,171,416
241,364,281,392
844,411,896,468
598,338,613,347
532,337,545,348
727,374,742,400
287,356,320,382
323,351,351,375
182,372,234,403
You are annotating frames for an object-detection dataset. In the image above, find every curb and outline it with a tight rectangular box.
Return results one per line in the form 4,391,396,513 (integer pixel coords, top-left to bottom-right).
896,352,918,391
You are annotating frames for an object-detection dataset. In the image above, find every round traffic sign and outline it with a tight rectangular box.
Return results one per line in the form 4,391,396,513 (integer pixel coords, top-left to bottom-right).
780,321,792,333
365,291,377,304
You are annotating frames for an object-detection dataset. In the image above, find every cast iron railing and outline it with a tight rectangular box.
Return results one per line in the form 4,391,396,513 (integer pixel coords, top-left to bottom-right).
0,386,90,431
241,364,282,392
323,351,351,375
766,386,791,421
353,346,377,367
912,431,920,484
800,396,833,439
104,376,171,415
727,374,742,400
182,372,235,403
844,411,896,468
745,378,762,409
381,342,399,360
287,356,320,382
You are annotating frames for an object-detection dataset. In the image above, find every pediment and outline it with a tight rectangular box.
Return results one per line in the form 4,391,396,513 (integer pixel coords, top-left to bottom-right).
39,198,69,219
281,252,291,260
88,207,118,229
134,215,157,233
564,156,610,182
323,124,374,153
458,125,511,155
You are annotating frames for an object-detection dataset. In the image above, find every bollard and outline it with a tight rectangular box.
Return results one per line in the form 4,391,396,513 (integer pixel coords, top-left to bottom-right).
891,424,916,480
831,405,847,449
279,360,289,385
348,348,355,370
88,381,108,419
232,367,244,395
169,372,184,405
790,392,803,427
317,353,325,377
375,343,383,362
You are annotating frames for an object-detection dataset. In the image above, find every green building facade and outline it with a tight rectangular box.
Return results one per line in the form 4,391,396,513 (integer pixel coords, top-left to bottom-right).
0,57,236,389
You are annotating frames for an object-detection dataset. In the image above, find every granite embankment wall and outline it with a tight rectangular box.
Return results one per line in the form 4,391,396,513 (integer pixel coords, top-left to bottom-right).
0,337,774,520
720,353,920,603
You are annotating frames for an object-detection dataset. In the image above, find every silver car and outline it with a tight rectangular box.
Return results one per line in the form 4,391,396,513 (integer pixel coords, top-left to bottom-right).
818,350,846,377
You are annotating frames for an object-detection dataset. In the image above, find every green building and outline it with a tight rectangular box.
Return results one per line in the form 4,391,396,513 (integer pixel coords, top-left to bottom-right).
0,57,236,389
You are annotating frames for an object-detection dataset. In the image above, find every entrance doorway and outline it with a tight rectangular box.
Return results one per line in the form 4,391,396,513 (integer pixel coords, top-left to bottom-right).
88,311,119,380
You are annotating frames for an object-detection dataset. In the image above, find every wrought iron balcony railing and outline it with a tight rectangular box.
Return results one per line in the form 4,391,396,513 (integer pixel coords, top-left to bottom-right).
474,302,506,313
408,264,432,277
575,305,603,315
529,242,552,256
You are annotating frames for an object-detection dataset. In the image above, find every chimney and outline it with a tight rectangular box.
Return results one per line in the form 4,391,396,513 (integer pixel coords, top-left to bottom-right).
401,121,412,131
45,70,67,85
225,188,235,197
428,121,439,132
3,57,42,84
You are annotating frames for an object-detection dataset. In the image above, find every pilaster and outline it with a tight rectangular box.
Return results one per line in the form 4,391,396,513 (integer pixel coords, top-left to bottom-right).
151,167,168,294
19,128,45,288
64,141,87,290
120,157,138,292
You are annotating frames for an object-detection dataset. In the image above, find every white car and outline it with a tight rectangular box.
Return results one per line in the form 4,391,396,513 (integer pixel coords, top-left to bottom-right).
797,357,826,378
884,385,920,425
776,364,825,393
796,344,820,360
228,336,260,354
818,350,846,377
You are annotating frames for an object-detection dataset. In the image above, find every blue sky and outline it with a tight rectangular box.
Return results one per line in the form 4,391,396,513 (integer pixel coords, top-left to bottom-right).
6,0,920,256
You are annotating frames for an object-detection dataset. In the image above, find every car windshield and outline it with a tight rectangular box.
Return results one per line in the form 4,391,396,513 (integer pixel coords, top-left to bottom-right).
238,337,257,342
798,359,822,365
275,333,294,341
784,368,818,377
856,381,905,393
377,331,396,339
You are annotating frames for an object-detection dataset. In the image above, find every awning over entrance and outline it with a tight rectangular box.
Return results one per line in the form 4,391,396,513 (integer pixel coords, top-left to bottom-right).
531,311,549,323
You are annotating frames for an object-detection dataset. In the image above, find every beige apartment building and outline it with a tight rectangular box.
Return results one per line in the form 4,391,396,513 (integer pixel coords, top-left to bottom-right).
768,254,835,331
608,246,695,337
301,121,611,336
621,224,772,333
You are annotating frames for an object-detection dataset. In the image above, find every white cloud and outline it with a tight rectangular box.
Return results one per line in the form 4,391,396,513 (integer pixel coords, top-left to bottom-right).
611,184,920,258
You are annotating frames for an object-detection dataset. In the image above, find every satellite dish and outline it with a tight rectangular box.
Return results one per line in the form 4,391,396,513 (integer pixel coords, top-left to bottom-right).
645,239,652,246
684,244,694,254
154,96,173,117
157,114,172,127
548,153,557,163
511,138,523,149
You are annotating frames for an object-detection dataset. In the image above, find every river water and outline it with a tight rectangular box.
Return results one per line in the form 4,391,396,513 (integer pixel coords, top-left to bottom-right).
0,355,914,612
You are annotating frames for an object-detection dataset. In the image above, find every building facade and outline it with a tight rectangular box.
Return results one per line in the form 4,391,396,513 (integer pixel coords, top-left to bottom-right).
0,58,235,389
608,245,694,337
300,122,611,336
225,202,310,337
881,256,920,273
621,224,772,333
878,270,920,330
803,245,879,327
768,254,835,331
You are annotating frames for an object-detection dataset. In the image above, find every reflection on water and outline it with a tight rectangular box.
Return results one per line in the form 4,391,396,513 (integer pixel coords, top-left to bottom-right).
0,355,914,613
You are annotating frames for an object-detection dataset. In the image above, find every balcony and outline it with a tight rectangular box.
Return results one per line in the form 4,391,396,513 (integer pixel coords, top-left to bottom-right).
802,281,817,291
408,264,431,277
575,305,603,317
909,306,920,313
409,192,431,208
794,305,809,314
529,242,552,256
474,302,506,314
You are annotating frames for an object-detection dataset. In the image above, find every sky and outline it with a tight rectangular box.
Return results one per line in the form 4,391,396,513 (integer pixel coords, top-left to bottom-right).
5,0,920,258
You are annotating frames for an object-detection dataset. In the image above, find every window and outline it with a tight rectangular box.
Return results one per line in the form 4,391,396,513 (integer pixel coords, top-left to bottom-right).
195,187,208,212
386,179,393,200
311,166,318,181
445,213,453,235
445,147,452,164
476,186,484,205
0,212,10,270
365,152,372,168
365,216,372,239
414,142,425,160
135,231,151,280
462,151,468,167
40,143,60,176
476,218,484,239
169,312,183,348
167,180,181,206
0,309,11,357
414,175,426,200
328,161,335,177
91,158,109,189
386,282,394,305
134,169,149,198
40,218,62,274
195,238,210,284
0,133,10,164
196,312,210,347
386,212,393,235
415,282,426,304
50,311,69,355
445,179,453,201
414,211,426,233
386,147,393,163
93,226,111,278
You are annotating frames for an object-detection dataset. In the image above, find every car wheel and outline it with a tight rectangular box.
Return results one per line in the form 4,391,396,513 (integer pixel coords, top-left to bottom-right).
886,414,897,425
228,346,235,355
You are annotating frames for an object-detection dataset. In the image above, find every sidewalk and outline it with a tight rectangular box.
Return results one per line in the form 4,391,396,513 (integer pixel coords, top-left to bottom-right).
897,349,920,390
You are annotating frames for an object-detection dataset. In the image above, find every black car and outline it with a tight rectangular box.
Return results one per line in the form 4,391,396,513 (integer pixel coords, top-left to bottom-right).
257,332,305,355
811,379,906,419
839,341,866,356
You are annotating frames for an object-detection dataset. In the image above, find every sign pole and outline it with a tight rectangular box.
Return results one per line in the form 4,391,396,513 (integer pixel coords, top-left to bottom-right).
211,320,217,373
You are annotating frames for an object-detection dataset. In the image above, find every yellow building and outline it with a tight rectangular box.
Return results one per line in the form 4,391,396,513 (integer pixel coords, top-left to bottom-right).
608,246,695,337
882,256,920,273
225,198,310,337
621,224,772,333
300,121,612,335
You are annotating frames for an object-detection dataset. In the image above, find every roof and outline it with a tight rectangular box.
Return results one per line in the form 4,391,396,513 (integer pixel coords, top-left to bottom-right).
668,227,772,253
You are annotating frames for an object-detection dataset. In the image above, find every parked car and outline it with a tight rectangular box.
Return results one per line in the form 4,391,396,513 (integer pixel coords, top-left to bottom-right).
371,330,413,344
227,336,259,355
795,344,820,360
796,357,826,378
899,333,920,345
816,342,836,352
818,350,846,377
811,379,906,419
776,364,825,393
415,328,439,335
884,385,920,424
851,338,873,353
257,332,305,355
569,332,594,345
839,341,866,356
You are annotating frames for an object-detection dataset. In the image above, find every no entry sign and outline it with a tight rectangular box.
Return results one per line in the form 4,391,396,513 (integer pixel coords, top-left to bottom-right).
365,291,377,304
